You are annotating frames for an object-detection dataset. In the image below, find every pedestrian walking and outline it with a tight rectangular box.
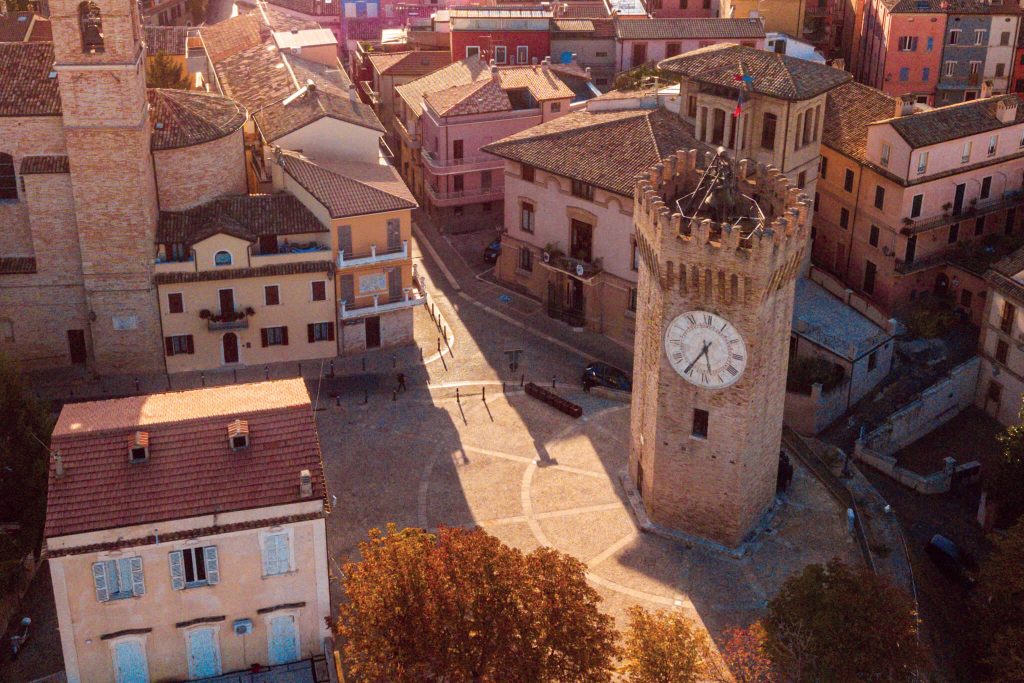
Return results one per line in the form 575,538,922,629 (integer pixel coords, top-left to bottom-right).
397,372,407,392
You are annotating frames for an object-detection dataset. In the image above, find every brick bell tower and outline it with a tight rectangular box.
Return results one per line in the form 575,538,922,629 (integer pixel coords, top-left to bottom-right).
50,0,163,373
629,150,809,548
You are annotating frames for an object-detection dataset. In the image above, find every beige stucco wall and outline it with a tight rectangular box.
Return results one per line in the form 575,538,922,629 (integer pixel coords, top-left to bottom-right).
48,502,330,683
275,117,383,165
154,128,247,211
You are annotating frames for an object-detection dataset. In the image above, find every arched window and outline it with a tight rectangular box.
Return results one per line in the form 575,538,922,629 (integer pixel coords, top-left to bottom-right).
0,153,15,200
79,2,104,53
214,251,232,266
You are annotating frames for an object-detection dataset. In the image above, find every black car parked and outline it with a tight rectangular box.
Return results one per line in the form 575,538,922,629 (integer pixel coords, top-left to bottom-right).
582,362,632,392
483,239,501,263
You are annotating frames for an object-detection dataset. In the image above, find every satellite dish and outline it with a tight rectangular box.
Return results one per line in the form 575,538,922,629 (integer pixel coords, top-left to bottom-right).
575,263,585,277
543,251,551,263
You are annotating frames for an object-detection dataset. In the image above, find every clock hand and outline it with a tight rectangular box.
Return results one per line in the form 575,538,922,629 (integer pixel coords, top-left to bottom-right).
683,341,711,374
704,348,713,372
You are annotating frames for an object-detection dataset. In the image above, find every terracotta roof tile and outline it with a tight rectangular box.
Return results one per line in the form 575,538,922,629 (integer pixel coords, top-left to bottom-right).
427,78,511,116
26,16,51,41
200,13,264,62
154,259,333,284
45,379,327,538
658,43,851,101
367,50,452,77
148,89,247,150
555,2,610,18
615,18,766,40
552,19,595,31
0,257,37,274
145,24,189,56
414,61,585,117
157,194,326,245
0,12,38,42
888,0,1022,13
484,107,702,196
267,0,341,17
214,42,296,111
262,6,324,31
395,56,492,117
884,94,1024,149
823,81,896,162
0,42,60,117
288,55,353,93
279,152,417,218
254,86,384,142
19,155,69,175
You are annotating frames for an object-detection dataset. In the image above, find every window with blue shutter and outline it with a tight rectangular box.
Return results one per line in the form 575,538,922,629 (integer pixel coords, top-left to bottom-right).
262,532,291,576
93,557,145,601
92,561,110,602
203,546,220,585
169,550,186,591
170,546,220,588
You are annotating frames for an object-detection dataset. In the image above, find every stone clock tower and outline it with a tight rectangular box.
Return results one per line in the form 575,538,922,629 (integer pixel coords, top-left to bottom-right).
629,149,809,548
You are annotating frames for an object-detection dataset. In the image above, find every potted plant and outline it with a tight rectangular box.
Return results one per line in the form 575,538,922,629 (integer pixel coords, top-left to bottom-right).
199,309,211,320
245,306,255,316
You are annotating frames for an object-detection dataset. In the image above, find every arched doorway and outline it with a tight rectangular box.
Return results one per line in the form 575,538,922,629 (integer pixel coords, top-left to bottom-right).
222,332,239,364
934,272,950,297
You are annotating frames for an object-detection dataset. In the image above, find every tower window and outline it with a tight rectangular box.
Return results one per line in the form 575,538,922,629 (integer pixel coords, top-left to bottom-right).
692,409,709,439
79,1,105,53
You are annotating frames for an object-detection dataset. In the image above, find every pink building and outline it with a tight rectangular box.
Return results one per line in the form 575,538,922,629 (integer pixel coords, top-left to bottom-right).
815,85,1024,323
614,17,766,71
394,56,597,231
853,0,946,104
647,0,715,18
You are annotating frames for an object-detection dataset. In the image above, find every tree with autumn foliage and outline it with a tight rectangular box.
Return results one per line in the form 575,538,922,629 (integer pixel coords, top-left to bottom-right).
763,559,925,682
974,518,1024,682
619,606,719,683
719,623,778,683
336,525,617,682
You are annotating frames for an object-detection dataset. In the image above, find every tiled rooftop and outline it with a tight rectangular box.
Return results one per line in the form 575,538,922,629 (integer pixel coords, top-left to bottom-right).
658,43,851,101
157,194,326,245
554,2,610,19
0,42,60,117
215,41,297,111
882,94,1024,149
887,0,1022,14
45,379,326,538
19,155,70,175
154,260,333,284
793,278,891,361
279,151,417,219
200,13,264,62
0,11,43,42
148,89,248,151
367,50,452,77
823,81,896,162
267,0,341,17
144,24,189,56
614,18,766,41
483,107,701,196
254,85,384,142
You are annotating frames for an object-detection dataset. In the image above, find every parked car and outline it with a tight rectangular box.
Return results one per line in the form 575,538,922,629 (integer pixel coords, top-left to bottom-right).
582,362,632,392
484,239,501,263
925,534,978,586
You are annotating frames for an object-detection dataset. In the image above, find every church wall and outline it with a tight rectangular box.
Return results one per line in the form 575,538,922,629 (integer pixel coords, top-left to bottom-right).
153,128,247,211
0,116,67,256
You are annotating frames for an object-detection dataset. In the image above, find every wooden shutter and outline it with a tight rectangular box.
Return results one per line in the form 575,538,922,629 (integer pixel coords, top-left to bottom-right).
186,335,195,354
307,324,315,343
92,561,110,602
165,337,175,357
130,556,145,596
281,326,289,346
327,322,335,341
169,550,185,591
261,328,269,348
203,546,220,585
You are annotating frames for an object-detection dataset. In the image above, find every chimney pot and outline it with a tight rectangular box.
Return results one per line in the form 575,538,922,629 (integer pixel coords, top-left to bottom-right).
299,469,313,498
54,452,64,479
997,97,1018,123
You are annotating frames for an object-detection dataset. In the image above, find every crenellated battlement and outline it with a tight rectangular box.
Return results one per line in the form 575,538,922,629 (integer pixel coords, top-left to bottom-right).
633,149,810,304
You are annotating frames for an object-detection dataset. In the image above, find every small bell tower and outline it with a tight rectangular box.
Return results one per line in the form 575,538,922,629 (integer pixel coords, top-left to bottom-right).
49,0,164,373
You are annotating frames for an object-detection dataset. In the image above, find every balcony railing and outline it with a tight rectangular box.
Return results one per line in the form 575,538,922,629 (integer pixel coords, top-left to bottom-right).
252,242,331,267
360,80,380,104
202,308,252,330
422,150,505,174
425,184,504,206
540,253,603,279
393,114,420,149
906,193,1021,235
338,240,408,268
339,289,425,319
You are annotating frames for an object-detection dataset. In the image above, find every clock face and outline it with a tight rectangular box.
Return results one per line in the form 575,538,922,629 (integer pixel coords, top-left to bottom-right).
664,310,747,389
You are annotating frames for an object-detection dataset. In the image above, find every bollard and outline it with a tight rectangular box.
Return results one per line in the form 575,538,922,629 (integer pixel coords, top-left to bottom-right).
392,355,396,368
233,369,238,384
364,390,368,404
298,362,302,375
437,338,441,354
336,394,341,407
200,371,206,387
420,347,424,360
456,387,460,403
482,386,486,402
264,366,270,381
329,360,335,378
552,376,556,389
134,377,140,393
393,389,397,402
520,374,524,387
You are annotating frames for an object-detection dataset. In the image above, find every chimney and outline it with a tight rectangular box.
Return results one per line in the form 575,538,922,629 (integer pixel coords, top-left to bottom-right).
997,97,1018,123
541,56,550,71
54,451,64,479
306,78,316,94
980,79,993,99
830,58,846,71
299,469,313,498
893,94,914,118
491,64,499,79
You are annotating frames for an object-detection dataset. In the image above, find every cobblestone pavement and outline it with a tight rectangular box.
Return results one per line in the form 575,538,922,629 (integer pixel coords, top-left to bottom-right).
319,388,861,636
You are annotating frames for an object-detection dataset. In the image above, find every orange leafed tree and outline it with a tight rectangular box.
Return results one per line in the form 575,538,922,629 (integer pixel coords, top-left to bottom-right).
336,525,617,683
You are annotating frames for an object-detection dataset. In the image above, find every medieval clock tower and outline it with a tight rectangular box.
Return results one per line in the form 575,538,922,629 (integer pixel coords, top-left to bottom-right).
49,0,164,373
629,150,809,548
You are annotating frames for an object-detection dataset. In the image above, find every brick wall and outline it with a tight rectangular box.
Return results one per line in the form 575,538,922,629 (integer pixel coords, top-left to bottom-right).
154,129,247,211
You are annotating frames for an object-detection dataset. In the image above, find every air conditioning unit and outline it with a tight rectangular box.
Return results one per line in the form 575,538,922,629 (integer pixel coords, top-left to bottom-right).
233,619,253,636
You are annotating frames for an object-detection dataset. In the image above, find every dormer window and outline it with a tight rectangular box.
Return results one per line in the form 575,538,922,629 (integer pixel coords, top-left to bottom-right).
128,431,149,463
79,1,105,53
227,419,249,450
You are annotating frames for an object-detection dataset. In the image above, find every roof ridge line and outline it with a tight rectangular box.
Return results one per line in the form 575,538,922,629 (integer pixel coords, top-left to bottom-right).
489,110,649,147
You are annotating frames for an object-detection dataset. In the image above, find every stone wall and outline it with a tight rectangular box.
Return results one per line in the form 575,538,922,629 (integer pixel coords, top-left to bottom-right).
784,381,849,435
154,128,247,211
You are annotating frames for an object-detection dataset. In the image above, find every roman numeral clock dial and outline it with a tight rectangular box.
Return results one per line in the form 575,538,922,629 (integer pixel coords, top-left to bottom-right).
664,310,747,389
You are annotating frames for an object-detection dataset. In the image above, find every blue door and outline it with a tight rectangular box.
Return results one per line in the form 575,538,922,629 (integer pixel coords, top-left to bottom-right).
187,627,221,679
113,640,149,683
268,615,300,665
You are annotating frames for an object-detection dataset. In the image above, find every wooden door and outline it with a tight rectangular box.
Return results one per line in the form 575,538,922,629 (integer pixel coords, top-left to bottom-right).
218,288,234,315
365,316,381,349
222,333,239,364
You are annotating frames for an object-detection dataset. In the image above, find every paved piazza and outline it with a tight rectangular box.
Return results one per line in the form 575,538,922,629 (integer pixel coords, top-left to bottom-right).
318,386,861,634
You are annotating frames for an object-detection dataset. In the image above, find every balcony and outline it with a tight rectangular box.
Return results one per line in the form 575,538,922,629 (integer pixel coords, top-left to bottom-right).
154,257,195,274
202,308,252,330
251,242,331,267
906,193,1022,235
539,253,603,280
337,240,408,268
425,184,504,207
393,114,420,149
360,80,380,105
339,289,425,319
422,150,505,175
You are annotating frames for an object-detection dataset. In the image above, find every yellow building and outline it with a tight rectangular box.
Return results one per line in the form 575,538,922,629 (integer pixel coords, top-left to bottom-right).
721,0,806,38
274,150,422,353
155,195,338,373
44,380,331,683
